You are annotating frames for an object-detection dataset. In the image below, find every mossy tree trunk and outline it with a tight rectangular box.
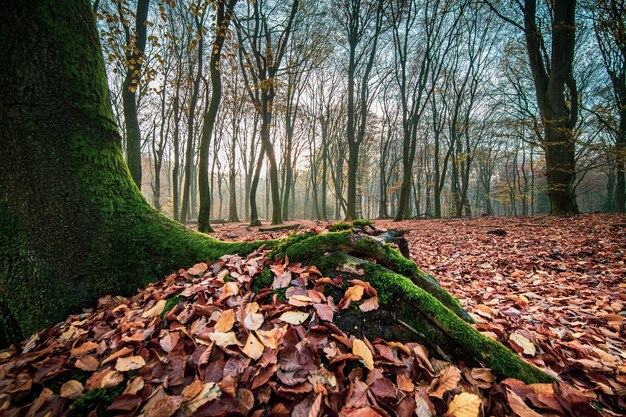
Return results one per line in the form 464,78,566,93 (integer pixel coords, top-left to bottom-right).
0,0,263,347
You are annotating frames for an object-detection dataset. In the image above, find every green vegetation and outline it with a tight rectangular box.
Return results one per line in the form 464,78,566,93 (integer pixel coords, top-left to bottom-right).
348,259,553,384
69,385,125,417
160,294,181,319
328,221,352,232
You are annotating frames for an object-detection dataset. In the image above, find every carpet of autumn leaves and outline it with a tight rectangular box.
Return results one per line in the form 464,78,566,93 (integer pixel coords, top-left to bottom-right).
0,214,623,417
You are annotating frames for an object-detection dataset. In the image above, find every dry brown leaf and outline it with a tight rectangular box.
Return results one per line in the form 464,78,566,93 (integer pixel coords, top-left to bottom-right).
414,393,434,417
101,370,124,389
183,382,221,415
510,333,536,356
359,296,379,312
506,388,543,417
70,341,99,357
256,328,283,349
243,311,264,330
116,355,146,372
242,332,264,360
345,285,364,302
124,376,145,395
397,374,415,392
430,366,461,398
187,262,208,275
214,308,236,332
279,311,309,325
75,355,99,371
208,331,242,347
60,380,83,399
142,299,167,318
221,281,239,297
352,338,374,370
446,392,481,417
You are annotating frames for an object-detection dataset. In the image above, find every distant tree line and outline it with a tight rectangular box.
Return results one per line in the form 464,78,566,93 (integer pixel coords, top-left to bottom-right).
94,0,626,225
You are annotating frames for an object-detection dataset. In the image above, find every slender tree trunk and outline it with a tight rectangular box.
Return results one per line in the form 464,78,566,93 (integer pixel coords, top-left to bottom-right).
615,109,626,212
180,36,204,224
321,121,329,220
198,0,237,232
122,0,149,189
229,135,240,222
260,107,282,225
249,146,266,226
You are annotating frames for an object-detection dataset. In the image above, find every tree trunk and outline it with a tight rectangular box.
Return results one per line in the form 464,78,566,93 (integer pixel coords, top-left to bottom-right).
180,34,204,224
198,0,237,233
260,109,282,225
249,146,265,227
544,134,578,215
0,0,263,346
121,0,149,189
523,0,579,215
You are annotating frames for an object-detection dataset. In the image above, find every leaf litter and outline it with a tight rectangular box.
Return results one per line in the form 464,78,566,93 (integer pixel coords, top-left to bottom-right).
0,214,623,416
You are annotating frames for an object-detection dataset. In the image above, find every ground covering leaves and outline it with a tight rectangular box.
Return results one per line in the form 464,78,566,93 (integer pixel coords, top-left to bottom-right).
0,214,623,416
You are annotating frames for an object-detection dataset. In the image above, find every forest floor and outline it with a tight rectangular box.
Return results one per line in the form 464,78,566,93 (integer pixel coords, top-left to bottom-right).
1,215,624,416
209,214,626,414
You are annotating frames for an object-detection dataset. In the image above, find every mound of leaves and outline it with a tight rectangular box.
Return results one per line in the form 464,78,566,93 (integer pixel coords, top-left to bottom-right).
0,247,604,416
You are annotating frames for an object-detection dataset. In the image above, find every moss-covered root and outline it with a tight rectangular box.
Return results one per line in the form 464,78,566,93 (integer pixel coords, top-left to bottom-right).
341,258,554,384
279,232,474,323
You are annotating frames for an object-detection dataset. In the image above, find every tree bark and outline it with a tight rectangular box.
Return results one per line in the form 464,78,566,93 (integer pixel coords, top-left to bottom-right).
121,0,149,189
198,0,237,233
0,0,264,346
524,0,579,215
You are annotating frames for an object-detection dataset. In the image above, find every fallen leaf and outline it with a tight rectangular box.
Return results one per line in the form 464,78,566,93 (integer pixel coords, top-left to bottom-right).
70,341,99,357
116,355,146,372
209,331,242,347
187,262,208,275
352,338,374,370
279,311,309,325
214,308,236,332
243,312,264,330
397,374,414,392
142,299,167,318
242,332,264,360
506,388,543,417
345,285,364,301
510,333,536,356
430,366,461,398
359,296,379,312
60,380,83,399
446,392,481,417
183,382,221,415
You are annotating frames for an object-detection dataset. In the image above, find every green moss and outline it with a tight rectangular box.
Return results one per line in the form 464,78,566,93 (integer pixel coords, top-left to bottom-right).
356,261,554,384
328,222,352,232
70,384,125,417
160,294,181,319
282,232,351,261
273,288,288,302
269,231,317,259
251,267,273,293
352,219,373,227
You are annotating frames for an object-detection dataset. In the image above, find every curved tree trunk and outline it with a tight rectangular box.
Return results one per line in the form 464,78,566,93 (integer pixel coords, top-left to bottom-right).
197,0,237,233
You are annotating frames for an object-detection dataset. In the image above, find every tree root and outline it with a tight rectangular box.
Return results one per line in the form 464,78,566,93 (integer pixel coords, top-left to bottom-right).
273,229,555,384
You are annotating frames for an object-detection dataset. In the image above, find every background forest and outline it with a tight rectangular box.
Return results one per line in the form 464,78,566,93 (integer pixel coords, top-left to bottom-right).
94,0,626,224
